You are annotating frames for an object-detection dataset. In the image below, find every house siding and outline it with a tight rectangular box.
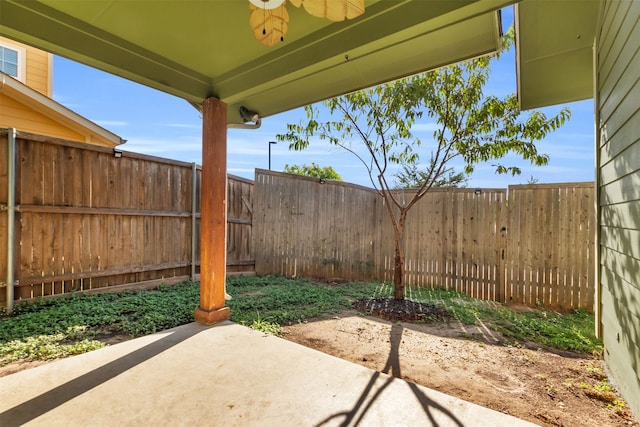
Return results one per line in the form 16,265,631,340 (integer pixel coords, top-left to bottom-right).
0,95,85,143
0,37,118,147
0,36,52,96
597,0,640,417
24,46,52,97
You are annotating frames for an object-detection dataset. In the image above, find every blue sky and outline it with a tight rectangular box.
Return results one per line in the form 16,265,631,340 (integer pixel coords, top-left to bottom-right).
52,7,594,189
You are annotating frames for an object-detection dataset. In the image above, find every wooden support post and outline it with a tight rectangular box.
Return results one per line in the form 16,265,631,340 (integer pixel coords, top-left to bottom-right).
194,97,230,325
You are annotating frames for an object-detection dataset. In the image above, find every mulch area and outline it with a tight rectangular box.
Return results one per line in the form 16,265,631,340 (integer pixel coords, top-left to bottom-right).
353,297,453,322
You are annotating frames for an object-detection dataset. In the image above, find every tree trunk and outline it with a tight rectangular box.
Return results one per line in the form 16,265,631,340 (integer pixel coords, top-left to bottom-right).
393,247,405,300
393,211,406,300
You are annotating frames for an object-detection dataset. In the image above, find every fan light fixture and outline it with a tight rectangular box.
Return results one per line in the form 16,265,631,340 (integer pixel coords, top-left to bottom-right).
248,0,365,47
249,0,286,9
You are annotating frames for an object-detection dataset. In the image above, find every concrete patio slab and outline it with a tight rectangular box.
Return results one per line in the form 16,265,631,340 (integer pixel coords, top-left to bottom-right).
0,321,537,427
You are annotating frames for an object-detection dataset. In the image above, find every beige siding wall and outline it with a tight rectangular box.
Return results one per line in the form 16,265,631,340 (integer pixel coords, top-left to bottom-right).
597,0,640,417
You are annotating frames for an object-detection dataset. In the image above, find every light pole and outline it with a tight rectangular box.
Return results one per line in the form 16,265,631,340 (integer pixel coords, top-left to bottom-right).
268,141,277,170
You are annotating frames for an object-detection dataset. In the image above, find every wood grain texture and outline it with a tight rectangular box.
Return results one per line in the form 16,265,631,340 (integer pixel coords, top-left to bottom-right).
0,131,253,303
254,170,595,310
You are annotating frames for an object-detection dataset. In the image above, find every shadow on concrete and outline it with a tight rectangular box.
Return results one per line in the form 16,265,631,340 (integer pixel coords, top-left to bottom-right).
315,322,464,427
0,325,204,427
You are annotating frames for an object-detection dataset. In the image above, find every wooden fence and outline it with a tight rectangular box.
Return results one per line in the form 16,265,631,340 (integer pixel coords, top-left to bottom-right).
253,171,382,281
1,133,595,311
400,186,508,303
506,183,594,309
0,131,254,303
254,170,595,311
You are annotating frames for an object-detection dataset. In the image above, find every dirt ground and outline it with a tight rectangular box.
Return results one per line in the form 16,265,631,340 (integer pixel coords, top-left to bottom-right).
1,311,637,427
283,310,638,427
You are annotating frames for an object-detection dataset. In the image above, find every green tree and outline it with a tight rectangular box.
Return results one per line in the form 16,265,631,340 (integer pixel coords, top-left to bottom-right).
283,163,343,181
394,156,469,188
277,28,570,300
526,175,540,184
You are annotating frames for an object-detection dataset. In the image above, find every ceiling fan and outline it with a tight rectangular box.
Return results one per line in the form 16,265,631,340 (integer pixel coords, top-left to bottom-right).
248,0,365,47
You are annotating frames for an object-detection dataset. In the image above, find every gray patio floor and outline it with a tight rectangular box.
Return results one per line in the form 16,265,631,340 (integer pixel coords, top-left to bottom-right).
0,321,537,426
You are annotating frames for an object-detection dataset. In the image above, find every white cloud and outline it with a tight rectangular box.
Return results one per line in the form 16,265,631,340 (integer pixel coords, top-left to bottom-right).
95,120,128,127
228,167,256,175
468,161,593,189
120,136,202,164
227,145,268,156
162,123,201,129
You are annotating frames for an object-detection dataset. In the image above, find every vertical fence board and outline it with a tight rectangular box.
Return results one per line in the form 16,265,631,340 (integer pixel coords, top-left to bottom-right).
551,186,561,307
585,187,595,309
542,186,552,306
0,136,7,291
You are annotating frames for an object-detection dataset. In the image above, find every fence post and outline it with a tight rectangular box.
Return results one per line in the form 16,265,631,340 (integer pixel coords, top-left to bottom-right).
191,162,197,281
497,206,507,303
5,128,16,313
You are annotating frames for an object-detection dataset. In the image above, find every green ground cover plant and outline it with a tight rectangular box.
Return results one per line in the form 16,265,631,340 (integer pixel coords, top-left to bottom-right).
0,276,602,366
402,284,601,354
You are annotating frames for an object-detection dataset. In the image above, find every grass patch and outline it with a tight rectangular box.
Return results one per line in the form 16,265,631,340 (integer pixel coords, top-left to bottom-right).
248,314,284,336
0,276,602,366
402,283,601,354
0,332,106,364
226,275,381,325
0,281,200,365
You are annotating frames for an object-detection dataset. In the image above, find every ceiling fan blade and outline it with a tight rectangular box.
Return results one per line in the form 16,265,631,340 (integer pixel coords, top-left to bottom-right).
249,3,290,47
289,0,365,22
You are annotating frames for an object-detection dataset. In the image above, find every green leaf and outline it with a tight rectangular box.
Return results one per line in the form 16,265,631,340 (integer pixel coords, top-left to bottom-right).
273,25,570,293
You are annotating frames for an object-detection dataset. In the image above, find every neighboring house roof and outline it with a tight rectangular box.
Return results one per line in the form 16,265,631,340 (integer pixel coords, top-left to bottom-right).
515,0,601,109
0,71,124,147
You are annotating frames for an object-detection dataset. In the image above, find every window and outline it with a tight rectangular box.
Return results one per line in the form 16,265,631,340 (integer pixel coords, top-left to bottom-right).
0,46,19,77
0,41,26,82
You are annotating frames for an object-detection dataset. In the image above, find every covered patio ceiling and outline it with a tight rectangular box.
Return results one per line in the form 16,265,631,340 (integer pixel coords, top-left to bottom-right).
5,0,602,326
515,0,601,110
0,0,514,124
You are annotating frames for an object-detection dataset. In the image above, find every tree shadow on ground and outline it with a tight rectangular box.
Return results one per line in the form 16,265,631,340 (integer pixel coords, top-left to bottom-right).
315,322,464,427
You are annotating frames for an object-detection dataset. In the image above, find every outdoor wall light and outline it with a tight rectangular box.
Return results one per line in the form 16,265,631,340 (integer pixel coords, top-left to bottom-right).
474,188,482,194
113,150,123,158
239,106,260,123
